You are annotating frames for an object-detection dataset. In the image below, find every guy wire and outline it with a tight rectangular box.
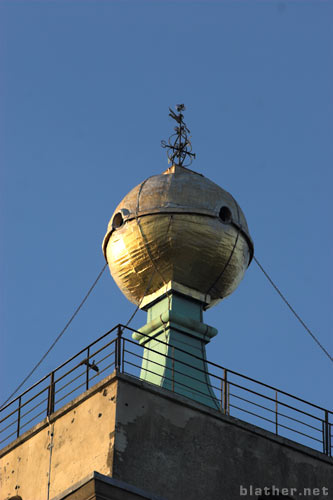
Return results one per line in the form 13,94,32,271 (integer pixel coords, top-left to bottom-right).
124,213,174,329
254,256,333,364
206,195,241,297
0,263,108,409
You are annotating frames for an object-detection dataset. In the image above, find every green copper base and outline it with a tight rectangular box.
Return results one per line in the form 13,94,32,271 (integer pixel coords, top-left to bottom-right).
132,282,220,410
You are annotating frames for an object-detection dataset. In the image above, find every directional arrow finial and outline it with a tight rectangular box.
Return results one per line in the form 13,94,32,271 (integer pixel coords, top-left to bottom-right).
161,104,196,167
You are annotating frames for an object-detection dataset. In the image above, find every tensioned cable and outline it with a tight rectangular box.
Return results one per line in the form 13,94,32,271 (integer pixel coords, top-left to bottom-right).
124,214,174,329
254,256,333,364
206,195,241,296
0,262,108,409
135,178,169,288
123,269,156,329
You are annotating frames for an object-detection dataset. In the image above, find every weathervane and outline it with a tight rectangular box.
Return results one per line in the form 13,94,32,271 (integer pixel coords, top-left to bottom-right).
161,104,196,167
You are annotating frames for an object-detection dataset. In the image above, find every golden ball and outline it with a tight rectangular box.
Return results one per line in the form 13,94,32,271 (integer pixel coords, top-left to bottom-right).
102,165,253,309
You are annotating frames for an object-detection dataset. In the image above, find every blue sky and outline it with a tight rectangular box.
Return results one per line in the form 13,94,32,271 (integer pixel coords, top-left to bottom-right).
0,0,332,425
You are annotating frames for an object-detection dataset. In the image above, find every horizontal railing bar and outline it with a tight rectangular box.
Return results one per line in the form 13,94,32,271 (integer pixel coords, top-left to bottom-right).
124,349,223,392
121,326,332,415
0,376,51,413
51,325,118,376
0,384,50,425
89,361,115,383
2,324,331,423
54,339,117,387
19,396,48,422
230,392,322,432
226,380,324,423
124,361,220,404
124,342,223,379
85,339,117,366
124,364,323,444
230,391,278,414
124,342,325,423
230,403,278,426
54,363,86,386
57,361,116,407
0,325,119,412
55,381,87,406
20,408,47,431
0,429,18,446
0,418,18,435
56,360,116,407
56,370,86,395
274,422,323,444
1,349,114,424
1,385,50,426
0,406,20,425
275,410,322,433
1,323,332,460
230,403,322,444
92,350,115,368
124,347,324,439
55,348,115,398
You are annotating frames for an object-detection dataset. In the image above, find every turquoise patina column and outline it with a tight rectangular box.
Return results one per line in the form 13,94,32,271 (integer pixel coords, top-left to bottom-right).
132,281,220,410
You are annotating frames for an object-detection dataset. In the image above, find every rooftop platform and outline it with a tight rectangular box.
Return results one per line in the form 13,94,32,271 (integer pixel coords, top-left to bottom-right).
1,324,332,458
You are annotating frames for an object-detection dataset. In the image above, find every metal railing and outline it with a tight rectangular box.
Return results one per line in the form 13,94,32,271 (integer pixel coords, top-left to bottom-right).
0,324,332,457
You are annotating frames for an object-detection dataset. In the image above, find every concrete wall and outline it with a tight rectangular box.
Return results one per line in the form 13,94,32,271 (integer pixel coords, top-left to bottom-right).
113,375,333,500
1,372,332,500
0,375,117,500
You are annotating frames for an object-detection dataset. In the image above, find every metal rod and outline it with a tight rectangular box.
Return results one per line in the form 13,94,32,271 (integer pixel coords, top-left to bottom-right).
123,335,326,422
115,336,119,370
122,336,125,373
324,410,329,455
1,323,333,459
121,324,332,413
223,369,228,415
86,347,90,391
1,326,120,413
116,325,122,372
228,380,230,416
47,372,55,416
16,396,21,438
275,391,278,435
220,377,223,411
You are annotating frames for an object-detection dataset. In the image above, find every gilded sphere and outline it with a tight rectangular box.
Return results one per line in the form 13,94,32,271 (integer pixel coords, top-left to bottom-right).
102,165,253,309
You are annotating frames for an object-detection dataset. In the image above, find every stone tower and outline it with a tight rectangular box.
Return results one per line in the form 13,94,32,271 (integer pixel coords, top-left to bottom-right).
0,107,332,500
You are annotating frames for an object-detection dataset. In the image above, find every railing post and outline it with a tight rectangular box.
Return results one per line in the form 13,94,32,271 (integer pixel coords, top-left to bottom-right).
220,377,223,411
323,410,329,456
223,369,228,415
228,380,230,415
47,372,55,416
16,396,22,438
122,334,125,373
329,422,332,458
86,347,90,391
275,391,278,435
116,326,122,373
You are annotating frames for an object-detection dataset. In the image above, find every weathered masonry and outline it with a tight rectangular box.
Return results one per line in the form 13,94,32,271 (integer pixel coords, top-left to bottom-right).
1,371,332,500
